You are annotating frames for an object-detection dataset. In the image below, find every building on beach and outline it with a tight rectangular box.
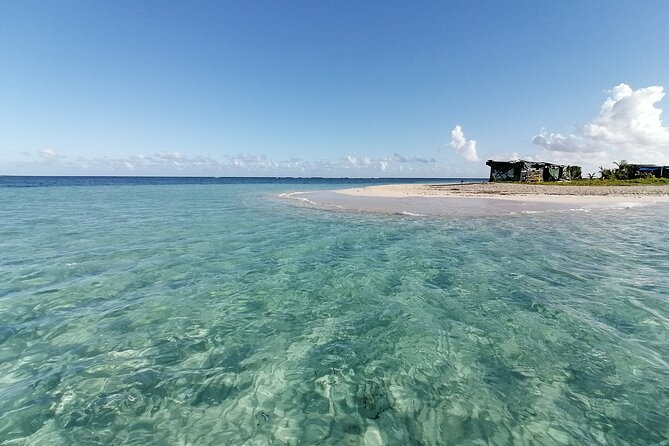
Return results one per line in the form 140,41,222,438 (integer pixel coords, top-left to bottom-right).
629,164,669,178
485,160,582,182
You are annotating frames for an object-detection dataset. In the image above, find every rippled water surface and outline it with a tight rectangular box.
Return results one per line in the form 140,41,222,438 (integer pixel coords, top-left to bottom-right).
1,179,668,445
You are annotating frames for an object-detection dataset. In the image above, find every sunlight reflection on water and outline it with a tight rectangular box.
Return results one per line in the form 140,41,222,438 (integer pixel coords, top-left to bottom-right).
1,182,668,445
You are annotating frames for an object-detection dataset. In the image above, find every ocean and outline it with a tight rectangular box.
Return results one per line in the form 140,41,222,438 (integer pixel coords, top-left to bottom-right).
1,177,668,445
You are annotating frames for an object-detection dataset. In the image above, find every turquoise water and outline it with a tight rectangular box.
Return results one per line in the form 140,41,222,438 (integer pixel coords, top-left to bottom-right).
1,181,668,445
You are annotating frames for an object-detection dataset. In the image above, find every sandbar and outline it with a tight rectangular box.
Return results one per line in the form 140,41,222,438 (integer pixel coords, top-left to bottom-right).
335,182,669,203
280,182,669,217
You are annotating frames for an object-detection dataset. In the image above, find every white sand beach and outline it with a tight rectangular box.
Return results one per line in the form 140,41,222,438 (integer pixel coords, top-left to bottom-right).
335,182,669,204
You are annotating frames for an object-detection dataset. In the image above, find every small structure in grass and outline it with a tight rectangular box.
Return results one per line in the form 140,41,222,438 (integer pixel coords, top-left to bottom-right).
485,160,581,182
600,161,669,180
629,164,669,179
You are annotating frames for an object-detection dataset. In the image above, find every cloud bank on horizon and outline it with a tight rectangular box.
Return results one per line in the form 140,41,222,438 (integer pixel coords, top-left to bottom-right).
533,83,669,166
8,149,451,177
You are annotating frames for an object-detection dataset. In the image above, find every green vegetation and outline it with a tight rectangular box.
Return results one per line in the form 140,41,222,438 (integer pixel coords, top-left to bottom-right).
599,160,633,180
540,159,668,185
597,159,665,181
541,177,669,186
493,159,669,186
565,165,582,180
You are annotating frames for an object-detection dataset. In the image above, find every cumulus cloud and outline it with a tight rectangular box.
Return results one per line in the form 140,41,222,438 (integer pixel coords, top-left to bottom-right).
343,155,371,166
532,131,596,153
449,125,480,162
533,83,669,164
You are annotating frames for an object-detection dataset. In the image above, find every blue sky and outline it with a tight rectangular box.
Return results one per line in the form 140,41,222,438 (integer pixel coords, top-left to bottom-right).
2,1,669,177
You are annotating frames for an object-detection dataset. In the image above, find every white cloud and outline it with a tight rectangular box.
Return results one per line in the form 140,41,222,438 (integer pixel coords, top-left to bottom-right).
532,131,595,153
344,155,359,166
6,147,486,177
533,83,669,165
157,151,182,159
449,125,480,162
38,148,59,158
339,152,437,175
393,153,436,163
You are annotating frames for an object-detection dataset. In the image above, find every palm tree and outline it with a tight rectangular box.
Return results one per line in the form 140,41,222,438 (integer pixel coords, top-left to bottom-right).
599,166,614,180
613,160,631,179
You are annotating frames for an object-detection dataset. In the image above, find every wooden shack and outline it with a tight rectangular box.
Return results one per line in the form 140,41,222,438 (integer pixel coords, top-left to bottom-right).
485,160,581,182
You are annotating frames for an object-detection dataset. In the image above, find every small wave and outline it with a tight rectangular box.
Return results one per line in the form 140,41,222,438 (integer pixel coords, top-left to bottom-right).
278,191,319,206
519,208,590,215
605,201,654,209
397,211,426,217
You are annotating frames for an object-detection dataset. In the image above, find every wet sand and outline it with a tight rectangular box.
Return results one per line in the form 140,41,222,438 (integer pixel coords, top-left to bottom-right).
280,183,669,217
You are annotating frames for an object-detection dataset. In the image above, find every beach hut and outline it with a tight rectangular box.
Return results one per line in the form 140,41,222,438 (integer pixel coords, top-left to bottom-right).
485,160,581,182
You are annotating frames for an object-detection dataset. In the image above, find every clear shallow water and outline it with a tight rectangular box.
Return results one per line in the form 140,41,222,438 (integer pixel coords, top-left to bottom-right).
1,179,668,445
281,190,647,218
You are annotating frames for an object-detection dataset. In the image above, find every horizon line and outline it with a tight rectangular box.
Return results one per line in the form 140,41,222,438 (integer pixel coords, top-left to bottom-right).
0,174,486,179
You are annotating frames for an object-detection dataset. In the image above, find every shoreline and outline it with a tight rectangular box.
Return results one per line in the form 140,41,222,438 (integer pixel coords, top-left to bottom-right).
334,182,669,204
